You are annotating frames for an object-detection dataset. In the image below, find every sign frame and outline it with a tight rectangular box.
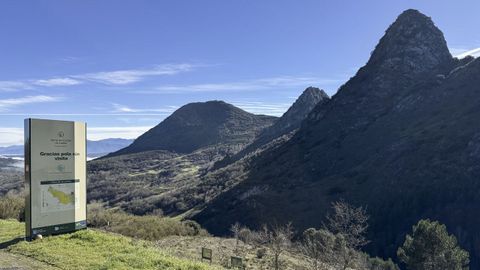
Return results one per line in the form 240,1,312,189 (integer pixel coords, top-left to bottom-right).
24,118,87,239
201,247,212,262
231,256,244,269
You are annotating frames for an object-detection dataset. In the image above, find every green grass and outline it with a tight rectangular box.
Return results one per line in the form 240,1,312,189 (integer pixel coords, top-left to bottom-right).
0,219,24,242
1,219,219,270
128,170,161,177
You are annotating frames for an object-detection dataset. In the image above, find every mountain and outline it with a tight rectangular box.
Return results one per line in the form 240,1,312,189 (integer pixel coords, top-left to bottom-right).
213,87,329,169
87,101,277,214
0,138,133,158
108,101,277,157
86,138,133,158
259,87,329,141
0,145,23,156
194,9,480,267
87,93,327,217
145,87,329,217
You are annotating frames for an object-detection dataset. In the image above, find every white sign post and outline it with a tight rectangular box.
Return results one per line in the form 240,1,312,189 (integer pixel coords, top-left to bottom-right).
25,118,87,239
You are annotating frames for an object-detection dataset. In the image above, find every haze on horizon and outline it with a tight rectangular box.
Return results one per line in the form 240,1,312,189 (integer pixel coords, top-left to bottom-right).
0,0,479,147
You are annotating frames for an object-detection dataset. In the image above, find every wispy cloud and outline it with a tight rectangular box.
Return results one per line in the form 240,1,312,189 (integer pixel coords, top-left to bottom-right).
450,47,480,59
60,56,80,63
143,76,341,94
34,78,82,87
111,103,178,113
0,81,33,92
0,95,63,112
75,64,195,85
231,101,292,116
0,63,197,92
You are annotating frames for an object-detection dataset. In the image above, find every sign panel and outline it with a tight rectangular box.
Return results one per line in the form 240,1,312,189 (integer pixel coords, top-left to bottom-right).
25,119,87,238
231,256,243,269
201,247,212,261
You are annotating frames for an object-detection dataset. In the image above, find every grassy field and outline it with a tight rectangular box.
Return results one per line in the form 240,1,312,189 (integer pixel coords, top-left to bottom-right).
0,219,219,270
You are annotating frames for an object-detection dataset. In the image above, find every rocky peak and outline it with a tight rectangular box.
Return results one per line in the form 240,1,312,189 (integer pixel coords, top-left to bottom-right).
296,87,329,108
279,87,329,129
367,9,453,76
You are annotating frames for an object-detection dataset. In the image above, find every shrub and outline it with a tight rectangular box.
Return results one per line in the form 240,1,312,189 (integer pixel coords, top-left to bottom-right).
0,191,24,221
367,256,400,270
182,220,205,236
238,226,255,244
256,247,267,259
87,203,209,240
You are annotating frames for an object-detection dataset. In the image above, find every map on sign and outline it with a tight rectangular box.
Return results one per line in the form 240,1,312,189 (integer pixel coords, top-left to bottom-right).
40,180,80,213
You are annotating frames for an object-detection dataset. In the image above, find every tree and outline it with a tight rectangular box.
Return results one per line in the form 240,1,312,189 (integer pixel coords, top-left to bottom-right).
312,200,370,270
255,223,294,270
397,219,469,270
324,200,369,250
300,228,338,270
230,222,241,251
301,201,399,270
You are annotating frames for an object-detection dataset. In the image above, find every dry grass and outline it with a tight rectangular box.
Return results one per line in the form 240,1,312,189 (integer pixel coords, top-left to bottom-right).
156,235,310,270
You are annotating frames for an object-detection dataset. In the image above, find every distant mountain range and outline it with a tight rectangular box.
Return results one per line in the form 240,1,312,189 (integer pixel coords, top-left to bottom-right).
0,145,23,156
0,138,133,158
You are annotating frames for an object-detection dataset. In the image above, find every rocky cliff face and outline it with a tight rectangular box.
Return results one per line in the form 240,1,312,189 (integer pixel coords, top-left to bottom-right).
194,10,480,268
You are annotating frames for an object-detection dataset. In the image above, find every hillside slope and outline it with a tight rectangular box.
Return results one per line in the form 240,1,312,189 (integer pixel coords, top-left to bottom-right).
0,219,218,270
194,9,480,267
214,87,329,169
108,101,277,157
87,94,320,216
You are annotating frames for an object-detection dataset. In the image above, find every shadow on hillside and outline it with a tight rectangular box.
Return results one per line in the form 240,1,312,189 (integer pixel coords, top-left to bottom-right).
0,237,24,249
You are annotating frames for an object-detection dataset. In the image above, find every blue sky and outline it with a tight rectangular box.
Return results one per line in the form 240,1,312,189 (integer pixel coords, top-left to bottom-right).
0,1,479,146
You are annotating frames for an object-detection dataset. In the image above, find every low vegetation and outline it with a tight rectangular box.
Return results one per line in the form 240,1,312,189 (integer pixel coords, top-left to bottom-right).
0,190,24,220
0,199,472,269
0,191,209,242
87,202,209,240
0,170,22,195
87,149,219,216
1,219,218,270
0,182,471,269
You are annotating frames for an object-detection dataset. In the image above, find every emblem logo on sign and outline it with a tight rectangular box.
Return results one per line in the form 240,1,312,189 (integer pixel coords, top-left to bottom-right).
57,164,65,172
57,131,65,138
